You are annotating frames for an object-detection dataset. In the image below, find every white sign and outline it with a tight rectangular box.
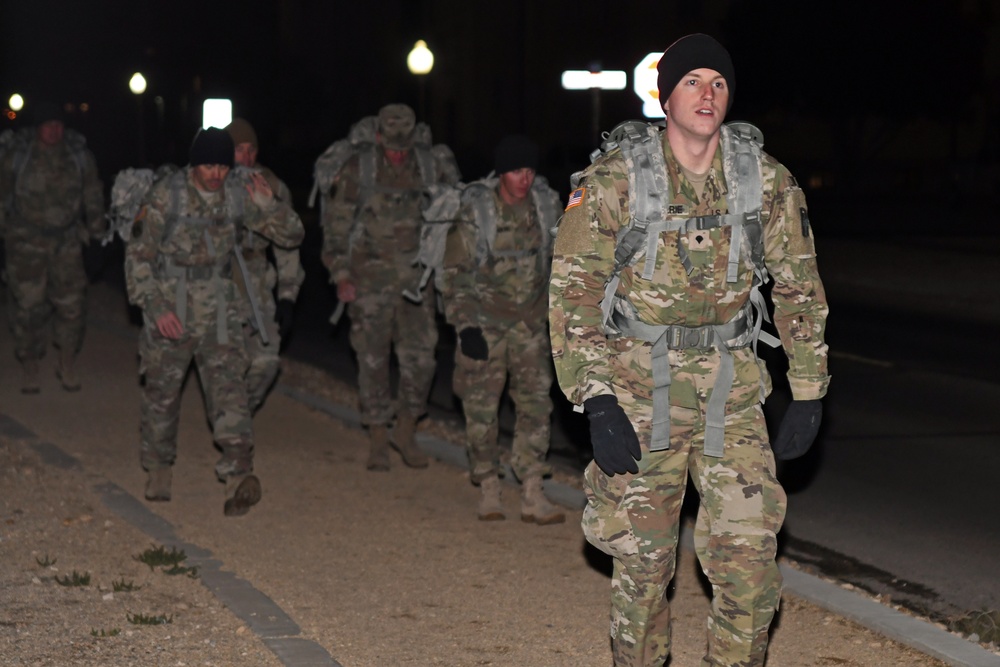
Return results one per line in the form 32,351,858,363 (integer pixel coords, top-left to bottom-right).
633,52,665,118
202,99,232,130
560,70,627,91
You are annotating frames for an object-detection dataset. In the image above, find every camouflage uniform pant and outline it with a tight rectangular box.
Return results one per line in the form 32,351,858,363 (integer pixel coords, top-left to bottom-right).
348,282,438,425
4,232,86,361
138,322,254,481
582,403,786,667
243,294,280,413
453,320,553,483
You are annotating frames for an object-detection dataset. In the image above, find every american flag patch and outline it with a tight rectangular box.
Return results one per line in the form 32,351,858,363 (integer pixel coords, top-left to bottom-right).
565,187,586,210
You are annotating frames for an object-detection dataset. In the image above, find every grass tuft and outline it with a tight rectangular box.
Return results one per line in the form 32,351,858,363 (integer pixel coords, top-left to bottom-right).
54,570,91,587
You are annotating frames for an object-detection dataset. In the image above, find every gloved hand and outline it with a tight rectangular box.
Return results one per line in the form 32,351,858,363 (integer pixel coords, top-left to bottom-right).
584,394,642,476
275,299,295,339
771,399,823,460
459,327,488,360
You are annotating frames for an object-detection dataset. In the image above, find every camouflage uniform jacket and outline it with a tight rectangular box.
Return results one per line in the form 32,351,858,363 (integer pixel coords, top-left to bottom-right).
0,132,104,241
549,131,830,412
440,179,559,333
321,147,456,287
125,167,304,325
241,164,304,304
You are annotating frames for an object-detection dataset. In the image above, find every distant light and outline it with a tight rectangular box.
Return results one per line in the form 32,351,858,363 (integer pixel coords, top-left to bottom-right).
8,94,24,111
6,110,15,120
633,53,665,118
80,102,89,113
561,70,627,91
202,98,232,129
407,40,434,75
129,72,147,95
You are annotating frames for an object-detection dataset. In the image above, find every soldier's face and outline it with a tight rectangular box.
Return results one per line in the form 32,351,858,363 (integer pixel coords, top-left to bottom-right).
663,68,729,140
234,142,258,168
191,164,230,192
498,168,536,205
37,120,65,146
383,147,409,166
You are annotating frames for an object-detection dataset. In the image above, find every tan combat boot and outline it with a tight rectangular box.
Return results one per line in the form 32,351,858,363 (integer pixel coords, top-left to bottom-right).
391,412,428,468
520,476,566,525
20,358,40,394
477,475,505,521
144,467,172,502
366,425,391,471
56,347,80,392
223,474,262,517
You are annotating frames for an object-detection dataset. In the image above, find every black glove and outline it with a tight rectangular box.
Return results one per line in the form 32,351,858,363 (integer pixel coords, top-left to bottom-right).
81,239,107,282
584,395,642,476
459,327,488,360
275,299,295,339
771,399,823,460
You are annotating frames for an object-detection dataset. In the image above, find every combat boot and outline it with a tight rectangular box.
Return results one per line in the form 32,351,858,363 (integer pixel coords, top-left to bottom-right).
55,347,80,392
144,467,172,502
477,475,505,521
223,474,262,517
366,425,391,471
391,412,428,468
520,476,566,525
20,358,40,395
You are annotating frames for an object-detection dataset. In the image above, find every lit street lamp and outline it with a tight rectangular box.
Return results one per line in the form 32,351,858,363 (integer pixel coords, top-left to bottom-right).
561,65,627,142
407,40,434,119
129,72,147,165
8,93,24,112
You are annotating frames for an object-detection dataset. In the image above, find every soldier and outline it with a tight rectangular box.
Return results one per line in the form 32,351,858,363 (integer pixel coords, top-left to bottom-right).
125,127,304,516
549,34,830,665
319,103,460,471
0,101,105,393
438,135,565,524
225,118,304,412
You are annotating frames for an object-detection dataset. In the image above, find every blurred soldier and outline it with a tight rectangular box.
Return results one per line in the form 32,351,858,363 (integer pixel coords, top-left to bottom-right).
549,34,829,665
319,103,460,471
438,135,565,524
0,101,105,393
125,128,304,516
225,118,304,412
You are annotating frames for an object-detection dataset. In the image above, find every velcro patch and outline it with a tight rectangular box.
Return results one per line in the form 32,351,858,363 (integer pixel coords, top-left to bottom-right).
565,187,586,210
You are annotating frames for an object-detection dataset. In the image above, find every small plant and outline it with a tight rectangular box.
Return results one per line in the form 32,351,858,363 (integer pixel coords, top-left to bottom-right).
950,608,1000,644
134,544,187,571
90,627,121,637
112,578,141,592
126,611,173,626
54,570,91,587
162,563,199,578
35,554,57,567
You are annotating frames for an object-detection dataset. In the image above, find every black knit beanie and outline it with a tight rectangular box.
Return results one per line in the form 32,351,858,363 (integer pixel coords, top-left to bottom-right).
189,127,235,167
494,134,539,174
656,34,735,113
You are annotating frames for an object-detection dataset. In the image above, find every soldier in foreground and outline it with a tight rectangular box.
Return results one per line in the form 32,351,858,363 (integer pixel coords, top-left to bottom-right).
549,35,830,665
225,118,304,412
125,128,304,516
0,102,105,393
318,103,459,471
437,135,565,524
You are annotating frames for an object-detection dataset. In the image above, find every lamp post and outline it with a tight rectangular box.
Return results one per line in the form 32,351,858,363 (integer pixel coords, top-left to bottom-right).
560,66,627,142
407,40,434,119
129,72,147,166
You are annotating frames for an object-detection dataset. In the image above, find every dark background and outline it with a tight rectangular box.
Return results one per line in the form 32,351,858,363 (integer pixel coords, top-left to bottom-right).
3,0,999,234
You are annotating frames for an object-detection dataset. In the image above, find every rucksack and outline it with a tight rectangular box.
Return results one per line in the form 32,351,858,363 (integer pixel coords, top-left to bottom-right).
404,174,562,303
1,127,90,219
103,164,178,245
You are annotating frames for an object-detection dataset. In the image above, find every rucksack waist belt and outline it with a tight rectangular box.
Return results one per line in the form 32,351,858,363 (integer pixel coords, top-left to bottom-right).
609,306,752,457
162,260,233,345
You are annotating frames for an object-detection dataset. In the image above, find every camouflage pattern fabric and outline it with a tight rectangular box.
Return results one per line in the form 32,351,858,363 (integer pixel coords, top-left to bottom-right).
441,183,558,482
237,165,304,411
125,167,304,478
0,132,104,361
320,139,459,425
550,131,829,665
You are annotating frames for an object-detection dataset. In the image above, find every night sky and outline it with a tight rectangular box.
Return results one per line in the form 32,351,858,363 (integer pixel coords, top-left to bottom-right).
3,0,997,231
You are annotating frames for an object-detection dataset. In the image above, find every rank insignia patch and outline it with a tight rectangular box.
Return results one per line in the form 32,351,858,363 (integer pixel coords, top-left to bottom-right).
565,187,585,210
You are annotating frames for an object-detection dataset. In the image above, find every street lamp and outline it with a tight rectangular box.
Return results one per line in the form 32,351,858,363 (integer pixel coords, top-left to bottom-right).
561,65,627,142
407,40,434,119
8,94,24,112
129,72,147,165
